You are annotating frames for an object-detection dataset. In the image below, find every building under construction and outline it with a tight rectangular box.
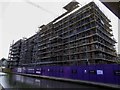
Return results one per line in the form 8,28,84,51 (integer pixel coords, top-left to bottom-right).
8,1,117,68
8,39,22,68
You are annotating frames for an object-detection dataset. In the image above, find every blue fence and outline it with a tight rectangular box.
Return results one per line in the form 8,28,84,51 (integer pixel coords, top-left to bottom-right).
13,64,120,85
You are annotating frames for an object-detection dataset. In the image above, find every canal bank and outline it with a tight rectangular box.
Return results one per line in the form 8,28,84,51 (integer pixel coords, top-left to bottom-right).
0,84,4,90
0,72,110,89
13,72,120,89
2,67,120,89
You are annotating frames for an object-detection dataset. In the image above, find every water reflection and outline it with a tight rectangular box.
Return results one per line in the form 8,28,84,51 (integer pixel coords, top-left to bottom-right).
0,72,106,89
13,75,89,88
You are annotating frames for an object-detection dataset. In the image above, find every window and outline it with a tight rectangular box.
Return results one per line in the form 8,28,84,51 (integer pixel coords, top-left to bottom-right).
91,22,95,27
76,54,80,59
95,44,99,49
71,55,75,59
81,39,86,44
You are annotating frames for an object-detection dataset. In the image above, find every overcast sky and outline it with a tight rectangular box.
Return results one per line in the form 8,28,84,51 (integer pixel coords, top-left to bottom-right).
0,0,119,59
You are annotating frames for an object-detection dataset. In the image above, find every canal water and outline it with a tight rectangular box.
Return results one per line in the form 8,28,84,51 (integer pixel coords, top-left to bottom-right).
0,72,107,89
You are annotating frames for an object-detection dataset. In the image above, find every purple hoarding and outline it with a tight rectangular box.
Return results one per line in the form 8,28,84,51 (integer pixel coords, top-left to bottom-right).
13,64,120,85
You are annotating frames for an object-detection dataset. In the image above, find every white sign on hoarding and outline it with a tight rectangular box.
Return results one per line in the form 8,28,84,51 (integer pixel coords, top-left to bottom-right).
84,70,87,73
97,70,103,75
17,68,22,72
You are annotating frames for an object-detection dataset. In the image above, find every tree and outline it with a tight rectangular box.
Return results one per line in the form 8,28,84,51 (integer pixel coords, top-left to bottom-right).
116,60,120,64
1,58,6,61
116,54,120,64
0,58,7,67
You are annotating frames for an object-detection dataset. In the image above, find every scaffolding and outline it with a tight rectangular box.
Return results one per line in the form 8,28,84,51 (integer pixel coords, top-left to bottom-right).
9,2,117,67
